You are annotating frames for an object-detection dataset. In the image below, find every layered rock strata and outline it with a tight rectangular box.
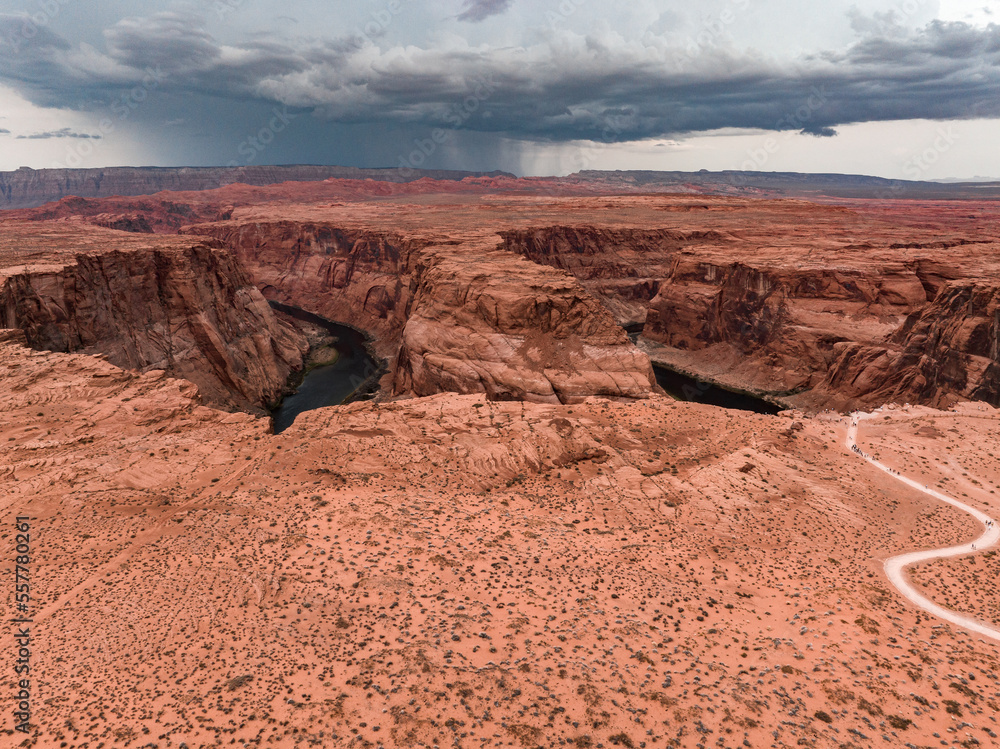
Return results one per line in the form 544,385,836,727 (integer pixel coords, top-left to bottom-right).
821,281,1000,408
185,221,660,403
392,244,658,403
0,222,306,410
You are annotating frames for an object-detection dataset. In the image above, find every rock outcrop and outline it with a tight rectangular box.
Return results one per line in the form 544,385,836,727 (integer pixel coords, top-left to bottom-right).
0,222,306,410
821,281,1000,408
496,210,1000,410
642,256,929,390
183,221,421,359
392,245,659,403
10,184,1000,411
186,221,660,403
500,223,944,402
500,226,724,328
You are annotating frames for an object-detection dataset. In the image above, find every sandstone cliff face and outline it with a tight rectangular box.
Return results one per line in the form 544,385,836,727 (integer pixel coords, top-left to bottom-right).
500,226,725,280
642,256,929,391
484,217,1000,409
0,236,306,410
183,221,420,359
821,281,1000,408
510,226,935,398
646,258,927,335
14,187,999,412
186,221,659,403
392,246,658,403
500,226,727,328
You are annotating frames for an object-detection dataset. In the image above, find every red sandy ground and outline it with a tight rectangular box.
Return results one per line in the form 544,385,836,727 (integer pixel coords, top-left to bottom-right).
1,337,999,748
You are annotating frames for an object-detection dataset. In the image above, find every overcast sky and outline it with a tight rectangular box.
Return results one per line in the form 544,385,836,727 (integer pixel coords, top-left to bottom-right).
0,0,998,178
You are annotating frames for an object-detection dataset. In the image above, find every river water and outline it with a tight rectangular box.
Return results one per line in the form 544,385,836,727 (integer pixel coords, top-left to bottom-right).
269,303,380,434
652,363,782,415
270,305,778,431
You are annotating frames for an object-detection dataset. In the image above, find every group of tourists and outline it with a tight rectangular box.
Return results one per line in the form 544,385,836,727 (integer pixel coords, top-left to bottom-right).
849,434,900,476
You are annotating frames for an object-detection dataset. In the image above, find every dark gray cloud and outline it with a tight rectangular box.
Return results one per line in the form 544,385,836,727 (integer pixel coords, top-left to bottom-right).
0,11,998,145
104,12,221,73
0,13,71,53
0,128,10,134
16,128,102,139
457,0,515,22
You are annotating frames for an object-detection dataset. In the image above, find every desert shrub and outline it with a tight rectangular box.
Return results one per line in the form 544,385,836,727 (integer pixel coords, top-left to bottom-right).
887,715,913,730
226,674,253,691
857,697,882,716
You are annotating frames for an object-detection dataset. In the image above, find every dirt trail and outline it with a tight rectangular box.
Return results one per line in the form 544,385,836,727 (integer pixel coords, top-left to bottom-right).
847,413,1000,642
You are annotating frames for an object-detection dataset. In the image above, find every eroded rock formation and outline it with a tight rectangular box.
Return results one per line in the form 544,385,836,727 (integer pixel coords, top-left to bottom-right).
492,204,1000,410
6,177,1000,749
183,221,419,357
393,244,658,402
185,221,660,403
643,257,930,391
8,183,1000,411
500,226,723,328
0,222,306,410
4,321,1000,748
821,281,1000,408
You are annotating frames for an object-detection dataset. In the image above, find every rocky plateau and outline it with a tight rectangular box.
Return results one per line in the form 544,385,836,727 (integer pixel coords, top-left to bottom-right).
18,180,998,411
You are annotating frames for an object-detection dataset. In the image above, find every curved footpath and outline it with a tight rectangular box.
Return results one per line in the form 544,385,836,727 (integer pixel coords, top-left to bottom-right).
847,413,1000,643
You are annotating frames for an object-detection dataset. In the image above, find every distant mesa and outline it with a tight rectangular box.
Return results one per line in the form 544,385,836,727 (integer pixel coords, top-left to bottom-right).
568,169,1000,200
3,165,1000,210
0,164,517,210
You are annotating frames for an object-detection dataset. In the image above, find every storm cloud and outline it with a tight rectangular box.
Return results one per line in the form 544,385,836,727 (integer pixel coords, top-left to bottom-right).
457,0,516,22
16,128,101,139
0,9,998,146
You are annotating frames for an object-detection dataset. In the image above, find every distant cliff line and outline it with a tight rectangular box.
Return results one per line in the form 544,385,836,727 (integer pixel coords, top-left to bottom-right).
0,165,516,210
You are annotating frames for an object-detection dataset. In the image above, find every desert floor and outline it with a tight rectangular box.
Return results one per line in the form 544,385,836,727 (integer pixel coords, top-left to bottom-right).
2,337,1000,748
